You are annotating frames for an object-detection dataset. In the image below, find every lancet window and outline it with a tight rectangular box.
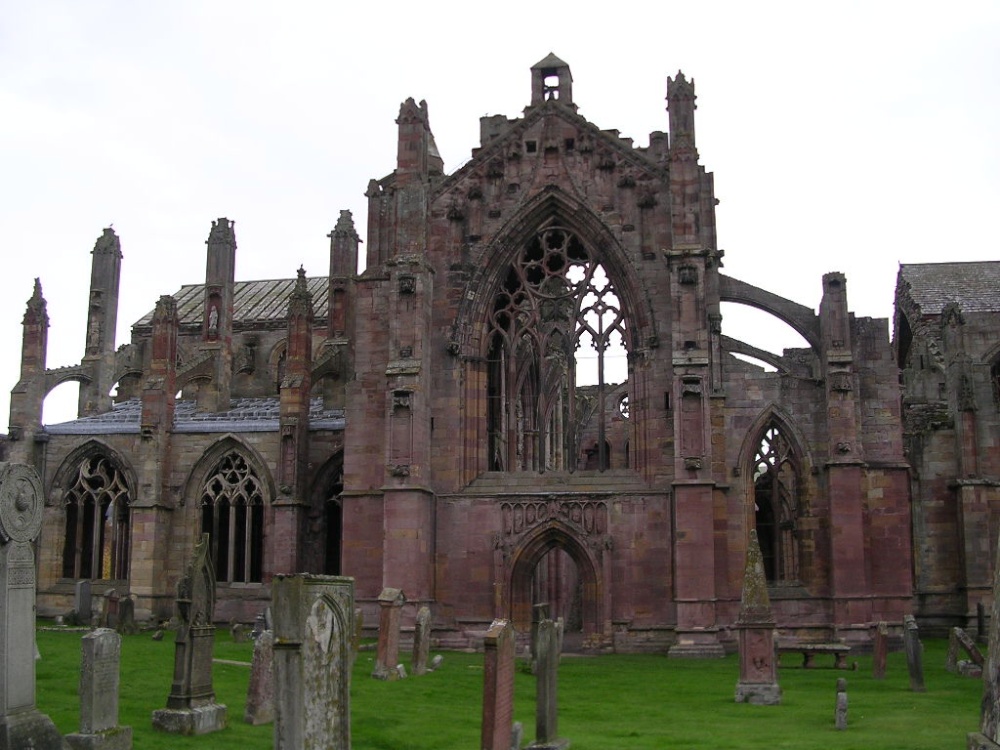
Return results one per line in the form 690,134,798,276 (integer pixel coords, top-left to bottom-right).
200,450,264,583
752,421,800,583
992,358,1000,408
486,227,628,472
62,455,131,580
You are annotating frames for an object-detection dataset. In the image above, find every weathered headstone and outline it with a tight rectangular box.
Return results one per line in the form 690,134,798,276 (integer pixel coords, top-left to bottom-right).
230,622,248,644
734,529,781,705
955,627,985,669
151,534,227,735
411,606,431,676
116,594,137,636
902,614,925,692
835,677,848,731
372,587,405,681
0,463,66,750
481,619,516,750
529,603,549,673
272,574,354,750
527,618,568,750
351,607,363,670
66,628,133,749
75,579,93,626
251,611,267,641
429,654,444,672
872,620,889,679
100,589,120,630
243,630,274,726
969,527,1000,749
948,627,962,674
979,601,987,643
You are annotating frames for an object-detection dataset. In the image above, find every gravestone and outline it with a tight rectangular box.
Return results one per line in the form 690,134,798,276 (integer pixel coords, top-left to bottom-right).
835,677,848,731
979,601,987,643
351,607,363,669
872,620,889,679
372,587,405,681
529,603,549,673
527,618,568,750
272,574,354,750
968,527,1000,749
955,627,985,670
243,630,274,725
734,529,781,705
230,622,248,643
481,619,516,750
116,595,137,636
948,628,962,674
66,628,132,749
75,580,93,626
411,606,431,676
100,590,120,630
903,614,925,692
151,534,227,735
0,462,66,750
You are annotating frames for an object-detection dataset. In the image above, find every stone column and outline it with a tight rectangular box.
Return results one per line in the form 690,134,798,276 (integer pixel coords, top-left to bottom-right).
734,530,781,705
0,462,65,749
372,587,405,680
272,574,354,750
66,628,132,749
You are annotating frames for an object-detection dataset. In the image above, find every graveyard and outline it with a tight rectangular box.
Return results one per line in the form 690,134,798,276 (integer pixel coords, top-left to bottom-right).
32,623,980,749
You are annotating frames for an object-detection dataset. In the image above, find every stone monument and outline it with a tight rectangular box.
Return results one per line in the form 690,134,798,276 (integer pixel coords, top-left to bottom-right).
74,580,92,626
968,527,1000,749
527,618,568,750
872,621,889,679
272,574,354,750
151,534,227,735
835,677,848,730
66,628,132,749
244,630,274,725
0,462,67,750
372,587,405,680
734,529,781,705
903,614,925,693
411,605,431,676
481,619,516,750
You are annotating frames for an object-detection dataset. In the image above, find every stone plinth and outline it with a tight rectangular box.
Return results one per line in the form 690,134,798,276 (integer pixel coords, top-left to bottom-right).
273,574,354,750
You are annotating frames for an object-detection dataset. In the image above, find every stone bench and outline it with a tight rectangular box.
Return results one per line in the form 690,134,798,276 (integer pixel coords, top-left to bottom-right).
777,642,850,669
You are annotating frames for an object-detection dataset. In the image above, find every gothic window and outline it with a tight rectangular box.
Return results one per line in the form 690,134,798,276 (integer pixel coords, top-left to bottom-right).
62,456,131,580
752,421,800,583
486,227,628,472
992,358,1000,408
200,451,264,583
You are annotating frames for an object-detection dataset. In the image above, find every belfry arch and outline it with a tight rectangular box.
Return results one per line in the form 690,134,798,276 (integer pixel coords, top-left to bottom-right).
507,520,605,639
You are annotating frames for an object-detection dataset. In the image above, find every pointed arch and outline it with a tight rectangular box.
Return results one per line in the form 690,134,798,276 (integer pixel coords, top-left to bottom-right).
309,451,345,575
508,520,603,636
738,407,811,585
184,436,275,583
51,440,137,582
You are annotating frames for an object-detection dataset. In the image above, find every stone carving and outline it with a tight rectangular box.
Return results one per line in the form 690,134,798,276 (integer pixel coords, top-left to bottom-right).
734,529,781,705
677,265,698,285
0,463,43,543
398,275,415,294
66,628,133,749
500,499,607,539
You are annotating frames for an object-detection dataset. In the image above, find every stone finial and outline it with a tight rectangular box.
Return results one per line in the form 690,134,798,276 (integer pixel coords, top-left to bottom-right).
207,217,236,247
333,210,359,239
23,278,48,326
93,226,121,256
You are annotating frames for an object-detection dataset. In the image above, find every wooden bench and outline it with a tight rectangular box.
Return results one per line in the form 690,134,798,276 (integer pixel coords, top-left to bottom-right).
777,642,850,669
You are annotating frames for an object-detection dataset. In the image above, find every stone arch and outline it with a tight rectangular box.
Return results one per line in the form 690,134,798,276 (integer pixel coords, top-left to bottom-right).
719,275,821,351
308,451,345,575
507,520,604,637
183,435,276,507
49,439,138,507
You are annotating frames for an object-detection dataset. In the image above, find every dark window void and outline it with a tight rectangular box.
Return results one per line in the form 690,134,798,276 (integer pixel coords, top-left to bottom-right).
752,422,800,583
62,455,131,580
201,451,264,583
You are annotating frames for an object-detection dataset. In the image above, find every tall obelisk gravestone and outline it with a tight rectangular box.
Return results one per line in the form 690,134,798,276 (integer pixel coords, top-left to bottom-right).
969,526,1000,749
734,529,781,705
0,462,67,749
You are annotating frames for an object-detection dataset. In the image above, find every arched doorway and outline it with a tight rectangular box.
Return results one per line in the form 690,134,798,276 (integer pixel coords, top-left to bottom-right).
508,522,602,648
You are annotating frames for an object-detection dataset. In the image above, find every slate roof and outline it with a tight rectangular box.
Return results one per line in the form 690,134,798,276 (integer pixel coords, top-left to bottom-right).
45,398,345,435
133,276,330,328
898,261,1000,316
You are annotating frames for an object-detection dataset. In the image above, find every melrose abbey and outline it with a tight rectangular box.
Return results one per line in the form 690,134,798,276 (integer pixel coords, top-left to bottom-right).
7,55,1000,653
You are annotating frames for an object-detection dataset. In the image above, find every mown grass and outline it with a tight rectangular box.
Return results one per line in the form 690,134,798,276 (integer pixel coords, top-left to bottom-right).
35,626,980,749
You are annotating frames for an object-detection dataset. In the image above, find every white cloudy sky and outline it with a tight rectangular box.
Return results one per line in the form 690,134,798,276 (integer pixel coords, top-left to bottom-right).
2,1,998,425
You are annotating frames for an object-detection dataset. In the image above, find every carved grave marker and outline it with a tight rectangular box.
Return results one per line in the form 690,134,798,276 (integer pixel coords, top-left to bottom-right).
67,628,132,749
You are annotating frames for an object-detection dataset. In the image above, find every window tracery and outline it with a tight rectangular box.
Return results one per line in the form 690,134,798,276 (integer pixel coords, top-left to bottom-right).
752,421,800,583
62,455,131,580
200,450,264,583
486,227,628,472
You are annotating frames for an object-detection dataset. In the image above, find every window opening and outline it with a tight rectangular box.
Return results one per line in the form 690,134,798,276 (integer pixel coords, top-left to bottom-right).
200,451,264,583
62,455,131,580
992,359,1000,408
752,421,799,583
486,227,628,472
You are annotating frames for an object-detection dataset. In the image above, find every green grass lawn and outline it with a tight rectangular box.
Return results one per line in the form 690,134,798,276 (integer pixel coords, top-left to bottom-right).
35,626,981,749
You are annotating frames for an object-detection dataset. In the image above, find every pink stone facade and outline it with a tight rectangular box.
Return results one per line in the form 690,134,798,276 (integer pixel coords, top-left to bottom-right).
11,54,962,652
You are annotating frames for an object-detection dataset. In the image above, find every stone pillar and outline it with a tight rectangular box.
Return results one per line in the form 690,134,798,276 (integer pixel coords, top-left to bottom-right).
66,628,132,749
872,621,888,680
78,227,122,417
734,530,780,705
527,618,568,750
969,526,1000,748
0,463,65,750
481,619,516,750
411,605,431,676
272,574,354,750
244,630,274,726
199,218,236,412
152,534,227,735
8,281,48,467
902,615,925,693
372,587,405,680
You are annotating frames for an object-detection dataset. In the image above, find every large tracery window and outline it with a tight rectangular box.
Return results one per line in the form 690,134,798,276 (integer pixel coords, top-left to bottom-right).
752,421,800,583
200,451,264,583
487,227,628,472
62,456,131,580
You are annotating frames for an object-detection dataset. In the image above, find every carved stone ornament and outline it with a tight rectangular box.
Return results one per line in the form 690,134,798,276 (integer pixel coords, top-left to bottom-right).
391,464,411,478
684,457,703,471
0,462,44,543
836,442,852,454
392,391,412,410
829,371,852,392
678,265,698,285
398,275,416,295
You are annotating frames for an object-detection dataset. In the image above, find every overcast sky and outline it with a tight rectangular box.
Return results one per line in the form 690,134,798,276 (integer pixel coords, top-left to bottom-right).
2,1,998,426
